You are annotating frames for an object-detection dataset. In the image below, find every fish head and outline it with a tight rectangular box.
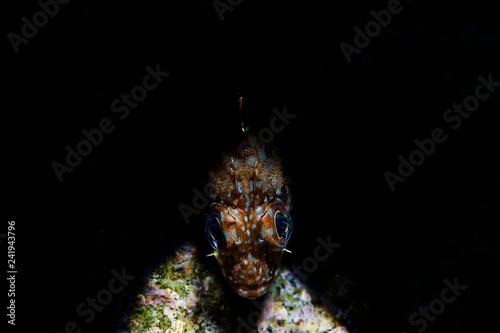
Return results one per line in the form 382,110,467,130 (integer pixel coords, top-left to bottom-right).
205,198,292,299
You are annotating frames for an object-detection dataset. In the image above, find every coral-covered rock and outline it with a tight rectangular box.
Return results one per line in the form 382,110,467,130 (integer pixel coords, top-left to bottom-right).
117,243,348,333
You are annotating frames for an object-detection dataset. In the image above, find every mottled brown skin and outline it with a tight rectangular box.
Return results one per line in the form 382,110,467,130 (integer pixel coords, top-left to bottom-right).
206,135,292,299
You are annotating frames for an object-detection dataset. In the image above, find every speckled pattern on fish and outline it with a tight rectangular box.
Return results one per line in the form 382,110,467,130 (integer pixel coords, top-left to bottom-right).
205,135,293,299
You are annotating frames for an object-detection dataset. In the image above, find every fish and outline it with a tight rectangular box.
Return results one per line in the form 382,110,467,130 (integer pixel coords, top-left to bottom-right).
205,134,293,299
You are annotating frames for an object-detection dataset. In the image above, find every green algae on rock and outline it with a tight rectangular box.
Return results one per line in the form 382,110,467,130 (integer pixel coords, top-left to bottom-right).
117,242,232,332
117,242,349,333
253,268,350,333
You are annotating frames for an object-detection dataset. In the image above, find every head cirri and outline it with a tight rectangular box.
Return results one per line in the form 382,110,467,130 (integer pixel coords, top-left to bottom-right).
205,135,292,299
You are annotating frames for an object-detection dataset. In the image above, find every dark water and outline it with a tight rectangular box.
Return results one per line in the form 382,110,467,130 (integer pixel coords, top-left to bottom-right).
5,0,499,332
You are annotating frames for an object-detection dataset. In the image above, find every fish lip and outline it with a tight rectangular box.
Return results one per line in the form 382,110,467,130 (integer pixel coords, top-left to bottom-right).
236,282,262,290
229,279,273,298
234,283,270,299
240,290,265,299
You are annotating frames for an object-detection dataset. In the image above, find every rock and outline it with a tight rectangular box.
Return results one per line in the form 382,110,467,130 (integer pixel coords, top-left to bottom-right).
117,242,349,333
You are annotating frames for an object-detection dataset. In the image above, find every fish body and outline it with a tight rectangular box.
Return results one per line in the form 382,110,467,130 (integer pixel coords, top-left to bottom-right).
205,135,293,299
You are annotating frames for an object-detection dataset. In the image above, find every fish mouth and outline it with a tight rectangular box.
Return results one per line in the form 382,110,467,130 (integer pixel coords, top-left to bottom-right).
225,273,278,299
219,252,283,298
222,269,276,299
233,282,271,299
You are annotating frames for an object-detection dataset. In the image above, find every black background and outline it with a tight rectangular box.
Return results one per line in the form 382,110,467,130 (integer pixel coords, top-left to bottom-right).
4,0,499,332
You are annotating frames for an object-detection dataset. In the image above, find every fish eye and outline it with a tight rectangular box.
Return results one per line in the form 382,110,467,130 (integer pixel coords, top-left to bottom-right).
274,210,292,245
205,209,226,253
